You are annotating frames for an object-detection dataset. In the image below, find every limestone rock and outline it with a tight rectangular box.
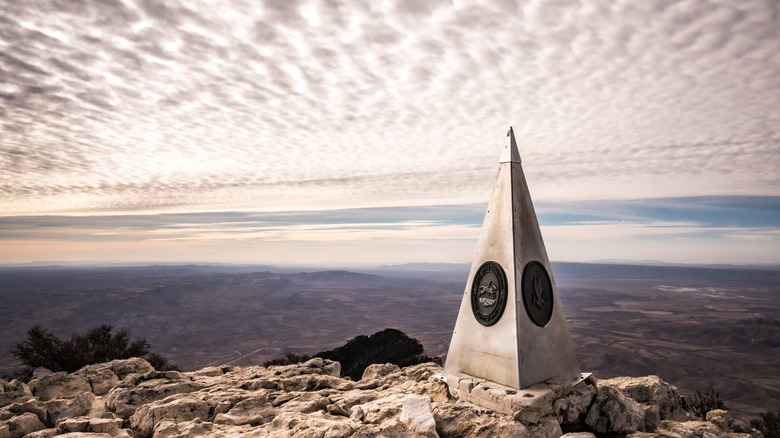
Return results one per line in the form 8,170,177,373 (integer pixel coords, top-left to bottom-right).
643,403,661,431
326,403,350,417
599,375,686,421
108,358,154,379
1,411,46,437
561,433,597,438
553,379,598,425
32,369,54,380
0,380,33,407
55,415,124,436
152,418,215,438
35,373,91,402
353,393,406,424
657,419,723,437
77,365,120,396
527,416,563,438
129,395,212,437
349,405,365,421
213,397,276,426
55,433,113,438
84,417,124,435
585,386,645,434
399,395,438,438
362,363,400,380
707,409,751,433
288,394,330,414
56,392,106,422
446,372,572,416
17,428,58,438
7,399,47,425
105,371,204,418
0,356,760,438
514,407,542,425
433,402,529,437
56,416,91,433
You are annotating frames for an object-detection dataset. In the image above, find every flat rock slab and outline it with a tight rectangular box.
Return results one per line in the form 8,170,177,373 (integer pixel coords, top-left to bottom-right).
445,372,578,415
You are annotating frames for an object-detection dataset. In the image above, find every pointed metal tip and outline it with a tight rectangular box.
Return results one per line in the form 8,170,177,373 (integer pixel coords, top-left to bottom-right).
499,126,521,164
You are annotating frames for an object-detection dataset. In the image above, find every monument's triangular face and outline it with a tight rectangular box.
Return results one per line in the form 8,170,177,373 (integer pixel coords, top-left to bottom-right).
444,127,580,389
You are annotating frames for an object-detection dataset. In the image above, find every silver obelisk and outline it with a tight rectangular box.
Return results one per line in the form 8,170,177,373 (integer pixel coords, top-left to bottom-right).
444,127,580,388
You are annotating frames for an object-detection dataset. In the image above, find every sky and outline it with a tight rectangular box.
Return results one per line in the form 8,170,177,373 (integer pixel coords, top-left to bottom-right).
1,0,779,266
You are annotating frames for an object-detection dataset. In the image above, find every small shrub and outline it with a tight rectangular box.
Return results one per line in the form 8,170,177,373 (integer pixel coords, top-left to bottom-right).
683,387,725,419
751,412,780,438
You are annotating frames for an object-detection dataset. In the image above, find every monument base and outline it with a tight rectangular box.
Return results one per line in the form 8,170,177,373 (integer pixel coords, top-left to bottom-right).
441,372,593,416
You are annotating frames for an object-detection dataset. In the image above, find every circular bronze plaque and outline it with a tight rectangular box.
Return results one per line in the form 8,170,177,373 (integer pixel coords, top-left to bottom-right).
521,261,554,327
470,261,508,326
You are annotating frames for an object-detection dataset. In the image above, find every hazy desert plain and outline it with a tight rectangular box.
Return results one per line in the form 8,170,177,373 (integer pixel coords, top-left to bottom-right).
0,262,778,418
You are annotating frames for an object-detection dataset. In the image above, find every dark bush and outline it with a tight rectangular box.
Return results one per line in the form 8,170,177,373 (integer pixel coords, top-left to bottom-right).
11,324,176,374
10,325,64,371
263,352,313,367
682,387,725,419
751,412,780,438
146,352,181,372
57,325,150,372
314,328,434,381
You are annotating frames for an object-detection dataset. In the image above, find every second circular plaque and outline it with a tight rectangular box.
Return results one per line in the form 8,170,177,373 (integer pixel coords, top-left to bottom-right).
521,261,554,327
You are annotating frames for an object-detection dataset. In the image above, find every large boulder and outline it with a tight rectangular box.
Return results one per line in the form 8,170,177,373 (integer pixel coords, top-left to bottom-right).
105,371,204,418
107,358,154,379
362,363,401,381
585,386,645,434
35,373,91,402
599,375,686,421
129,394,212,438
213,396,277,427
0,411,46,438
0,380,33,407
77,365,120,396
553,380,598,425
54,392,106,422
6,399,48,425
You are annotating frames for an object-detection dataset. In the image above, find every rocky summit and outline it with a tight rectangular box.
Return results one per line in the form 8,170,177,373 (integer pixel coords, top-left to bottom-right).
0,357,763,438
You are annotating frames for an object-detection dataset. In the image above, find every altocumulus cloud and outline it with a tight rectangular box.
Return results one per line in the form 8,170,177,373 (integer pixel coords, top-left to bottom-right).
1,0,779,217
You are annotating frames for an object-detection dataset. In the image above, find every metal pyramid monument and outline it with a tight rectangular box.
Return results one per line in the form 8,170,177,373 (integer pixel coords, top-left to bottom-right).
444,127,580,389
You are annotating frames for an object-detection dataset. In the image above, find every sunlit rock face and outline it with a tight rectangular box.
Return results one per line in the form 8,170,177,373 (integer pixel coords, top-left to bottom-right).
0,358,764,437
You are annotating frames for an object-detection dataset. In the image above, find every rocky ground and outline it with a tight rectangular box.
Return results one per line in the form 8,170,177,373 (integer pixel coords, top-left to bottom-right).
0,357,764,437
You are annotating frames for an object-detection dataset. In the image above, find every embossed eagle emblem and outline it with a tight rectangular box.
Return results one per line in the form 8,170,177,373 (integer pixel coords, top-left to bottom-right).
532,275,546,309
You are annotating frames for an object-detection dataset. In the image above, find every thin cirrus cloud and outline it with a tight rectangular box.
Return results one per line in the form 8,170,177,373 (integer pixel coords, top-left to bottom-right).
1,0,779,264
1,198,778,265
